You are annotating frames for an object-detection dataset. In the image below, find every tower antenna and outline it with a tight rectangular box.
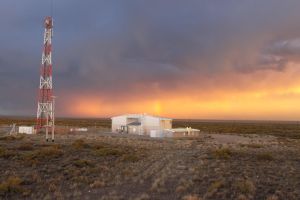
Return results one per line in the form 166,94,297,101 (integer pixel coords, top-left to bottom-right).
36,15,55,142
50,0,53,17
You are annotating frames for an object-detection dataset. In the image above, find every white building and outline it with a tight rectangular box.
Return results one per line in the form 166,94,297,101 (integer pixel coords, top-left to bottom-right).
164,127,200,137
111,114,172,135
18,126,35,134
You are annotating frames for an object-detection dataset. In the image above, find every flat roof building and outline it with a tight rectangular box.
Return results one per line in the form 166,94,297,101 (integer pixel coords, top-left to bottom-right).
111,114,172,135
164,127,200,137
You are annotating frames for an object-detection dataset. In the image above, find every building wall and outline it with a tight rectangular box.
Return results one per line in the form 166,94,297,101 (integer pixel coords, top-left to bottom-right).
160,120,172,129
111,116,127,132
128,125,143,135
142,116,161,135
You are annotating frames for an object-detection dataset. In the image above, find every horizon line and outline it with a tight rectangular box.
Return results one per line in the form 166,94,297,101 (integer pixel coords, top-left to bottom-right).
1,114,300,123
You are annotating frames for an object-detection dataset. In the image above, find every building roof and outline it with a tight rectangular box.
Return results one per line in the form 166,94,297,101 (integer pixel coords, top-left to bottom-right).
111,113,172,120
127,121,141,126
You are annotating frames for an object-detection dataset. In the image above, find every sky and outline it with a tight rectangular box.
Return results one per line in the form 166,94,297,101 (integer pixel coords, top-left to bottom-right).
1,0,300,120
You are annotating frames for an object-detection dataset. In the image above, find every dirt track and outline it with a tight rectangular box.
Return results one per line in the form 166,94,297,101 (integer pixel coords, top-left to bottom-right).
0,132,299,200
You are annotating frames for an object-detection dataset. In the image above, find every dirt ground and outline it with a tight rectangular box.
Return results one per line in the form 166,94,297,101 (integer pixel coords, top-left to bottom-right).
0,131,299,200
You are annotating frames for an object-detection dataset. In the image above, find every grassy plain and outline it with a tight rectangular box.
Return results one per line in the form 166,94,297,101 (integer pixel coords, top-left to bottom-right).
0,117,299,199
2,117,300,139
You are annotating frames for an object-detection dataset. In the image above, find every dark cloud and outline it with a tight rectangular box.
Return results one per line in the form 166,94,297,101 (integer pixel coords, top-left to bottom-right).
248,38,300,72
268,39,300,56
1,0,300,116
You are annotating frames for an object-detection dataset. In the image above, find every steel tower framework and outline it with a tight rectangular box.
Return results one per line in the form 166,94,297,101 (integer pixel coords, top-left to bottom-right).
36,16,55,141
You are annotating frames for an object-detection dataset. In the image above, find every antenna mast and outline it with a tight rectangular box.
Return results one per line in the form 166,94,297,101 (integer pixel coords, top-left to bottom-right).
36,15,55,142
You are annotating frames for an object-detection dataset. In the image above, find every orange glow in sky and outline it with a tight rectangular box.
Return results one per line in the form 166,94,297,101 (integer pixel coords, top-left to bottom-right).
66,63,300,120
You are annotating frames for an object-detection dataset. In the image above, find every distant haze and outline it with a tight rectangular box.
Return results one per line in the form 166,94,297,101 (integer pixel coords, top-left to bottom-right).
1,0,300,120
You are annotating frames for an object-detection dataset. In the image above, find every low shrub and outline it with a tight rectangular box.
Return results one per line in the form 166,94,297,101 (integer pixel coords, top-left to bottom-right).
151,177,165,192
72,139,89,149
0,135,25,141
17,143,34,151
120,154,140,162
208,180,224,193
0,177,24,196
246,144,263,148
23,145,63,162
213,148,232,159
256,152,274,161
0,147,17,159
182,194,202,200
73,159,94,168
89,180,105,188
235,179,255,194
0,147,5,156
94,147,124,157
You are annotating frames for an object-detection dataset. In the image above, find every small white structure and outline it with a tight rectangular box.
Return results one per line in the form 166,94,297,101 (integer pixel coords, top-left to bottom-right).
18,126,35,134
70,128,88,132
112,114,172,135
165,127,200,137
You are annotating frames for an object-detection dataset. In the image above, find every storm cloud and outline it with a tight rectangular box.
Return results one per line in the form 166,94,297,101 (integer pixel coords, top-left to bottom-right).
1,0,300,117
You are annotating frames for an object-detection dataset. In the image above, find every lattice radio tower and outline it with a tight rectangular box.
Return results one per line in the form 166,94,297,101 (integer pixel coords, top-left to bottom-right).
36,16,55,142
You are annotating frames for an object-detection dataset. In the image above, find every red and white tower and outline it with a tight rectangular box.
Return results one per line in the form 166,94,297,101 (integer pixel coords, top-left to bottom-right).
36,16,55,141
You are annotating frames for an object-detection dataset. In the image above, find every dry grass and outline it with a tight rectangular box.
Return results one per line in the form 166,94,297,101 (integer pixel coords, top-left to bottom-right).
151,177,166,192
17,143,34,151
0,135,25,141
33,145,63,159
94,147,124,157
247,143,263,148
0,147,17,159
240,143,263,148
176,178,193,194
120,154,140,162
202,179,225,198
176,185,186,193
0,147,5,156
73,159,94,168
23,145,63,163
71,139,90,149
213,148,232,159
236,194,248,200
266,195,279,200
182,194,202,200
235,179,256,195
0,177,24,196
133,193,150,200
208,180,224,193
256,152,274,161
89,180,105,188
0,123,299,199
